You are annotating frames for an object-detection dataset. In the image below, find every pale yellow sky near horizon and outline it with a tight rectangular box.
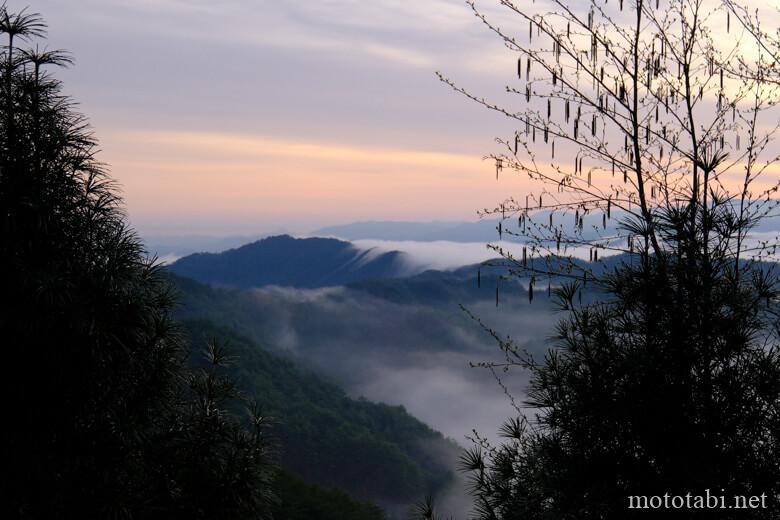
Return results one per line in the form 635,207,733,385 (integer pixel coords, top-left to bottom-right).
104,129,528,232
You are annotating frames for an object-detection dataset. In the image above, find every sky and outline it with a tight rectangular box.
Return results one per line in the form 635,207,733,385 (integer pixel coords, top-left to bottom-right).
10,1,778,238
14,0,527,235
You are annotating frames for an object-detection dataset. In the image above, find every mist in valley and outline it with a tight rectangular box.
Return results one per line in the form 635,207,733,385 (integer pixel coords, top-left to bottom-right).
180,280,560,444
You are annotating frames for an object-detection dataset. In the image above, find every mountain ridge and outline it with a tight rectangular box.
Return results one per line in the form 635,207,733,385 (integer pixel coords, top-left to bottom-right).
168,234,410,289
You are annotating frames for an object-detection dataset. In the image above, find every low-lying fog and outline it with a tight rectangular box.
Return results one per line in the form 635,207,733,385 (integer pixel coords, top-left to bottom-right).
205,283,560,444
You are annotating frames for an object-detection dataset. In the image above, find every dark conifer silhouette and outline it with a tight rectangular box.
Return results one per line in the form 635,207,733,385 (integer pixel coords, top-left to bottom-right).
0,5,274,518
428,0,780,517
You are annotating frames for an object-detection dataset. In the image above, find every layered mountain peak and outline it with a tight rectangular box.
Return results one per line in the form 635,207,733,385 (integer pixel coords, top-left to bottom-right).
168,234,410,288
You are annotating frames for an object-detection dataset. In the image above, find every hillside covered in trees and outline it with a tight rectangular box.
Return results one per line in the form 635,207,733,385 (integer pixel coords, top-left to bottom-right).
182,318,458,509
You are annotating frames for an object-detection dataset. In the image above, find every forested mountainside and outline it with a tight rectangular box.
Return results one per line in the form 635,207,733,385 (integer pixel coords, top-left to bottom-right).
273,470,385,520
181,319,458,514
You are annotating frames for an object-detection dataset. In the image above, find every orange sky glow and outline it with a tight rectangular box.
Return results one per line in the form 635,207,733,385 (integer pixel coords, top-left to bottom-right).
103,129,531,233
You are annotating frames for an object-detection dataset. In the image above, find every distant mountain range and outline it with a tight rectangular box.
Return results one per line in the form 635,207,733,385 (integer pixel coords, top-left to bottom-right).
146,212,780,263
167,233,628,293
168,234,410,288
312,219,513,243
312,212,780,243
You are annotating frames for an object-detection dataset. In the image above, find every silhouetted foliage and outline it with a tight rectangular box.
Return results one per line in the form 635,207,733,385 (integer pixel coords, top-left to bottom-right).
461,213,780,519
428,0,780,518
0,5,274,518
